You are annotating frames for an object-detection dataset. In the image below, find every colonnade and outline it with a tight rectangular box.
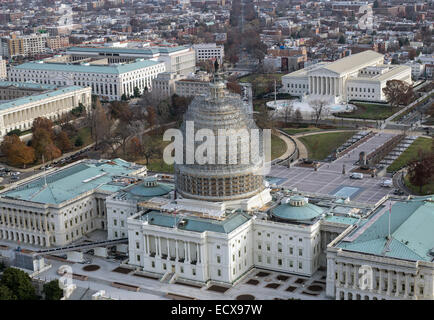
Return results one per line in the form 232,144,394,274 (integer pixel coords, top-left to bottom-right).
309,76,341,96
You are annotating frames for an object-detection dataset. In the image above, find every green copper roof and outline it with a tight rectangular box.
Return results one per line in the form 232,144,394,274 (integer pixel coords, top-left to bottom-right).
0,86,85,111
67,46,187,55
122,181,174,201
1,159,142,205
271,198,324,221
0,81,57,90
337,197,434,262
13,59,161,74
141,211,251,234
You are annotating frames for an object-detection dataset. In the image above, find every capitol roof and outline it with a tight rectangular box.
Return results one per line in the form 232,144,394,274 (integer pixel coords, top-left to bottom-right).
138,210,251,234
1,159,143,205
271,196,324,222
337,196,434,262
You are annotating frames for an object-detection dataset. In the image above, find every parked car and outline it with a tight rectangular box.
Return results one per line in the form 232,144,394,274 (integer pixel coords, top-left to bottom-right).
381,179,393,188
393,189,405,195
350,173,363,180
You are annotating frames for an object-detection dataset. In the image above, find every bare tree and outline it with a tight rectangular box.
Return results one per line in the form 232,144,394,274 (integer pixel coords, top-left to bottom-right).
283,101,293,126
293,108,303,123
309,99,330,127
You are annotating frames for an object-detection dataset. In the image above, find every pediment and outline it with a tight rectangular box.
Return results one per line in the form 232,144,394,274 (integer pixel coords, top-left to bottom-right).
308,68,340,77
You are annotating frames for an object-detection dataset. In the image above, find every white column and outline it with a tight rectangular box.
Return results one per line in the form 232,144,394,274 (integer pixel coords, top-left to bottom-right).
175,240,179,260
395,272,401,297
404,274,410,298
146,235,150,254
158,237,162,257
378,270,384,293
166,238,170,259
196,243,200,263
387,270,392,296
353,265,359,289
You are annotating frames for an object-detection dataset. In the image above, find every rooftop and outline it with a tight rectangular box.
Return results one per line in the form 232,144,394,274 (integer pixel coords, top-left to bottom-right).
0,86,86,112
0,81,58,91
13,59,162,75
67,46,188,56
337,196,434,262
137,210,251,234
1,159,144,205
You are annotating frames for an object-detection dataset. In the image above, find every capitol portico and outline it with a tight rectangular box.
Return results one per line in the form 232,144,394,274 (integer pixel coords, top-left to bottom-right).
282,50,412,103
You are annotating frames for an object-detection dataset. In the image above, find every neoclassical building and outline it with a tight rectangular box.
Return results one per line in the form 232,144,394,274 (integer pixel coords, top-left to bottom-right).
8,58,166,101
326,196,434,300
0,83,91,137
0,159,146,247
282,50,412,103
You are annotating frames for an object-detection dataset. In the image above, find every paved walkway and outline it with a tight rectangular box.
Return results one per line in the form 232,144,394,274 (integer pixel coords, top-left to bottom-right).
274,132,296,161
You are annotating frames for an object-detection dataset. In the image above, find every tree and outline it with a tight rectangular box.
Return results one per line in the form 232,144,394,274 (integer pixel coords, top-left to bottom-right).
0,285,16,300
6,129,21,136
146,106,158,128
294,108,303,122
309,99,330,126
90,98,111,149
32,128,61,161
55,131,73,153
75,136,84,147
283,102,293,126
407,152,434,193
43,280,63,300
32,117,54,138
133,86,141,98
142,134,162,165
338,35,346,44
1,135,35,167
382,80,414,107
0,267,36,300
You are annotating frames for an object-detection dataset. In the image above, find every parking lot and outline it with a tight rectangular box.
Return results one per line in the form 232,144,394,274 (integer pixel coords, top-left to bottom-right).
269,165,392,204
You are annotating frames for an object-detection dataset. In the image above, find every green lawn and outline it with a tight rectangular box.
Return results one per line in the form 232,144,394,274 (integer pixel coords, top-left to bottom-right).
334,102,400,120
404,174,434,196
299,131,356,160
387,137,432,173
271,134,287,159
282,127,321,135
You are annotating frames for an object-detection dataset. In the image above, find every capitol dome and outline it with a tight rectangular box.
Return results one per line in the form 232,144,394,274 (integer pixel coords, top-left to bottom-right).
271,196,324,222
175,78,266,202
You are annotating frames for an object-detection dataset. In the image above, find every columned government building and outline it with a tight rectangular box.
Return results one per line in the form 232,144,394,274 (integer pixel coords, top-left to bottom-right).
282,50,412,103
0,81,91,137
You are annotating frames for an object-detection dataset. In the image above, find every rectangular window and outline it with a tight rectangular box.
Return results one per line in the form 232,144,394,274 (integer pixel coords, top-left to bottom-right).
299,249,303,256
217,256,221,263
136,255,140,262
258,255,262,263
218,269,221,277
299,262,303,269
278,259,282,266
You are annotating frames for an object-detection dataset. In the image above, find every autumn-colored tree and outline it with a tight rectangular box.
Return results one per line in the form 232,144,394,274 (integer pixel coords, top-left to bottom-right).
90,98,111,149
382,80,415,107
32,117,54,138
128,136,143,158
146,106,158,128
31,128,61,161
109,101,133,123
407,151,434,193
226,81,242,95
55,131,73,152
0,135,35,167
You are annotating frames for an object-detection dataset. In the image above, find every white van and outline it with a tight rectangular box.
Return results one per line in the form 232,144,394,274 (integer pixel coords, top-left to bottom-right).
381,179,393,188
350,173,363,180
